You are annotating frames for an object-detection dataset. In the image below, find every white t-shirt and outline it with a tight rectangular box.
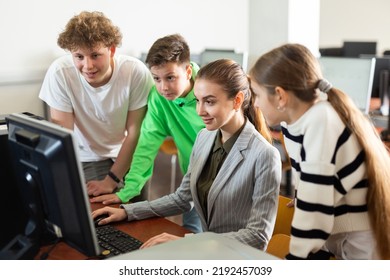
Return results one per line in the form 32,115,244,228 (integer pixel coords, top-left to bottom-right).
39,54,153,161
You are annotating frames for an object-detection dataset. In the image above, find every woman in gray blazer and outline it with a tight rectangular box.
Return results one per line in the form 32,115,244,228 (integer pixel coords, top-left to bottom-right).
93,59,281,250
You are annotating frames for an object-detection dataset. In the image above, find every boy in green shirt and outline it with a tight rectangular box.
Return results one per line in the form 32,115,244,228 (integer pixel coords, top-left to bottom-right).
89,34,205,232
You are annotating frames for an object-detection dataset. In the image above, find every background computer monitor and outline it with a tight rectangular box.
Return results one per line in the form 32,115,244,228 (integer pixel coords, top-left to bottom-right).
342,41,377,58
371,57,390,100
318,57,375,114
139,52,202,66
4,113,100,258
199,49,248,71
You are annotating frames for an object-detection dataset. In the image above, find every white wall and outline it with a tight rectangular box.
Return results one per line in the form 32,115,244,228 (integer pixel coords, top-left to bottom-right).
0,0,248,116
1,0,389,117
288,0,320,56
248,0,289,67
319,0,390,54
248,0,320,68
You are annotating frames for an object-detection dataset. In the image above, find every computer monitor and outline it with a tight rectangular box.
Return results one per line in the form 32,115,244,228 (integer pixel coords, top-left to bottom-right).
318,57,375,114
0,117,29,250
319,47,343,57
343,41,377,58
3,113,100,259
200,49,248,71
371,57,390,100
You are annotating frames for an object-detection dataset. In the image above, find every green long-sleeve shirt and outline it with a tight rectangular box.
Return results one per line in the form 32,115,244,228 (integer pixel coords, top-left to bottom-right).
117,62,205,202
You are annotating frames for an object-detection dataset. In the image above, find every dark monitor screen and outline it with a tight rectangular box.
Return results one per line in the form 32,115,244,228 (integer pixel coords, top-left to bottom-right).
343,41,377,58
371,57,390,99
0,119,28,249
5,113,100,258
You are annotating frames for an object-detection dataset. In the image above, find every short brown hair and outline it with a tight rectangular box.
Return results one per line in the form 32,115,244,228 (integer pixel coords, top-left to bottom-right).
145,34,190,68
57,11,122,51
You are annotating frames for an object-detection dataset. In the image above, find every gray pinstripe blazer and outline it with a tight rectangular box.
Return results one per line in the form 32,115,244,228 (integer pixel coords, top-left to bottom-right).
123,121,281,249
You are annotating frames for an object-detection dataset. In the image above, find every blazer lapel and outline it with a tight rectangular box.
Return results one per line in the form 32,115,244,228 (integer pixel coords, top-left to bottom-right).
191,130,217,186
206,121,254,221
190,129,217,226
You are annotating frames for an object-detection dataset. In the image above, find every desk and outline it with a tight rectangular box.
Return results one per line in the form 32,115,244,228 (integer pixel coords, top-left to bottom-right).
370,98,390,148
37,203,191,260
112,232,279,260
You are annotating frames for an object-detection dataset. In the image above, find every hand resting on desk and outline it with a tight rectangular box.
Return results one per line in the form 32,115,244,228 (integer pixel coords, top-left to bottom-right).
90,193,121,205
88,177,121,205
87,177,116,197
140,232,181,249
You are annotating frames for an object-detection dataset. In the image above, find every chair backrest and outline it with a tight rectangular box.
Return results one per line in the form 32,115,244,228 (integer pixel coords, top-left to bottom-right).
266,233,290,259
159,137,178,155
273,195,294,236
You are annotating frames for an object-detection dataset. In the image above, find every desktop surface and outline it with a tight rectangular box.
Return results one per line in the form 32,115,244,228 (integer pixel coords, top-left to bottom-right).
35,203,191,260
111,232,279,260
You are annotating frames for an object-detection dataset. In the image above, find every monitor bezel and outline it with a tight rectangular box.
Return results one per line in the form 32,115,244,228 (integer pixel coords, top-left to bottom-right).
200,49,248,71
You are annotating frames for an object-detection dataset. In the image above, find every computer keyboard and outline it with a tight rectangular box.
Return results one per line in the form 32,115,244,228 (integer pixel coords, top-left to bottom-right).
96,225,143,256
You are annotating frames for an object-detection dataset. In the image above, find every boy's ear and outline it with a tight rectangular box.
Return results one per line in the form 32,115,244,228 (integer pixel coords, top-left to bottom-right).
109,45,116,58
186,64,192,80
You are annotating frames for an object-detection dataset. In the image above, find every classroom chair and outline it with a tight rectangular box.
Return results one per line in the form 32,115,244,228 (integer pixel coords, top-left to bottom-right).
159,137,178,194
273,195,294,236
266,233,290,259
264,195,294,259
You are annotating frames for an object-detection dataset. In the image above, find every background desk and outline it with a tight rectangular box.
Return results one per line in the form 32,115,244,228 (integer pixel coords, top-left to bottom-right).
37,203,191,260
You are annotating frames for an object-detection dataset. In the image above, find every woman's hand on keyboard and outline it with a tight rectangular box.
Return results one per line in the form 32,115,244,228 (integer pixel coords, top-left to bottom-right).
92,206,127,225
140,232,181,249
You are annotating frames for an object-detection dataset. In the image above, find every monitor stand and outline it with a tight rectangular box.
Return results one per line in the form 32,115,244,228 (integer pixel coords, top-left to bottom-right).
0,217,58,260
0,234,39,260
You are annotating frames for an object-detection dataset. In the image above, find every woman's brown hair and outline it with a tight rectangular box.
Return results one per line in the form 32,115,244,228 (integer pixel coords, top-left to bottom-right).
197,59,272,143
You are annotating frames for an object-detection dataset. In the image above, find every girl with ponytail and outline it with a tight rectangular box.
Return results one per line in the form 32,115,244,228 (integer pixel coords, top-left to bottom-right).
250,43,390,260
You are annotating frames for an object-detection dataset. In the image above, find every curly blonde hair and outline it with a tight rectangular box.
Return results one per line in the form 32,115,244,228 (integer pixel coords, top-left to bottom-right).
57,11,122,51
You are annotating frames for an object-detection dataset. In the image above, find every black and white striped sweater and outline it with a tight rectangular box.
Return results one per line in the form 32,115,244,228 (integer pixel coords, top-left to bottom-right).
282,101,371,259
